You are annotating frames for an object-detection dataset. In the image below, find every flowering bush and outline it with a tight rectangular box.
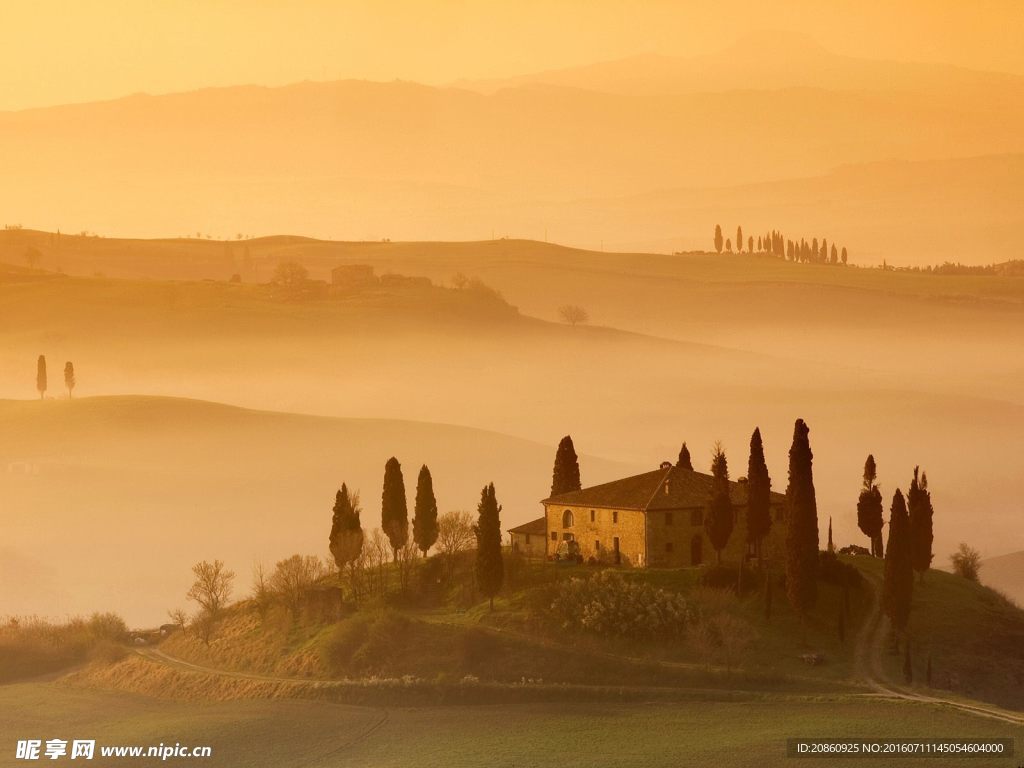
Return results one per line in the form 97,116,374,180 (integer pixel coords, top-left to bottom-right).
542,571,691,639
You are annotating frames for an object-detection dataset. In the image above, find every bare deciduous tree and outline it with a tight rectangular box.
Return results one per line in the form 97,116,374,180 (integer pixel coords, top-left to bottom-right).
269,554,328,615
437,510,475,579
558,305,589,327
167,608,189,636
186,560,235,619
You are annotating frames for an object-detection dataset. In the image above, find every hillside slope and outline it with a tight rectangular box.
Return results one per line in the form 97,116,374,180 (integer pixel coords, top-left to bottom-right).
980,551,1024,606
0,396,638,623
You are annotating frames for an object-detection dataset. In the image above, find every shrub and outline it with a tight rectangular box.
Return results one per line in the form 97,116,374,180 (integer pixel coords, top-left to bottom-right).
950,543,981,582
322,611,412,676
538,571,691,639
818,551,864,588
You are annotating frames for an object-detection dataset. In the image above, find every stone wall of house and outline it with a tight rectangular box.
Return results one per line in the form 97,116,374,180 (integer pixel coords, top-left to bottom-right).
544,503,647,566
511,531,547,559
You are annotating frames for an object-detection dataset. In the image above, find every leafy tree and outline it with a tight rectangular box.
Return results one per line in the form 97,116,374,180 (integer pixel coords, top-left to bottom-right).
745,428,772,566
714,225,723,253
677,442,693,470
381,457,409,560
63,362,75,399
474,483,504,609
725,238,732,252
412,465,439,556
705,444,733,565
558,305,589,326
908,468,934,579
550,435,582,496
186,560,235,619
857,455,885,557
271,261,309,289
736,226,743,253
24,246,42,269
883,489,913,636
36,355,47,399
950,543,981,581
329,484,364,581
784,419,819,622
269,554,328,615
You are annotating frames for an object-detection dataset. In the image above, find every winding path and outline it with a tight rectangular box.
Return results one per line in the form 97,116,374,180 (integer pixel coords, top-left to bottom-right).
853,570,1024,726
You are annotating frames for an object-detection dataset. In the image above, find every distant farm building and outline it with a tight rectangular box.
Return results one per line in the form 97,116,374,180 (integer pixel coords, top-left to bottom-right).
508,517,547,559
331,264,377,289
519,461,788,567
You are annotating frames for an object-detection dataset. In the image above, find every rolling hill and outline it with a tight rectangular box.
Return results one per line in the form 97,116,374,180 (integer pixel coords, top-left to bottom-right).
2,34,1024,264
980,551,1024,606
0,396,639,624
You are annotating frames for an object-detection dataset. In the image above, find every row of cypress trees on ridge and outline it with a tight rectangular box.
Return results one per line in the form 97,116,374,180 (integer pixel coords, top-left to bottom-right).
327,458,505,608
712,224,849,265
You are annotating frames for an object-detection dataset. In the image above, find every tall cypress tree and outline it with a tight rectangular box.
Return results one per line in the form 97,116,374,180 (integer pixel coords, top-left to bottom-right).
412,464,439,556
36,355,47,399
677,442,693,470
550,436,582,497
857,455,885,557
883,489,913,636
908,468,934,579
746,428,772,566
705,445,733,565
714,225,724,253
381,457,408,560
63,361,75,399
474,483,504,610
329,483,363,582
785,419,819,622
736,226,743,253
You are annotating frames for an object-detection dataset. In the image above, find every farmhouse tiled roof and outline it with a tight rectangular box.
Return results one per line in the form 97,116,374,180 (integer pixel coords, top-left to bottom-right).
508,517,547,535
543,464,785,511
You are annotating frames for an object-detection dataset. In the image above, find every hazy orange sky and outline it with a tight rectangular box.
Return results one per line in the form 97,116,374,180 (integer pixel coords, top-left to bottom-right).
2,0,1023,111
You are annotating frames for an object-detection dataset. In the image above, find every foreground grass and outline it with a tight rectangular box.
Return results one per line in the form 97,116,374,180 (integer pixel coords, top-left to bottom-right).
2,681,1021,768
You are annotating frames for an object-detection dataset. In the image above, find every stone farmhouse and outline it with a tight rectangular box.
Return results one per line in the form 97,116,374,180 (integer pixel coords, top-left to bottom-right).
510,461,788,567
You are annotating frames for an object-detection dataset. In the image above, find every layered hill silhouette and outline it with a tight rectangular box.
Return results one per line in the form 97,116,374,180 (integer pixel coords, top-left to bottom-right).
2,35,1023,264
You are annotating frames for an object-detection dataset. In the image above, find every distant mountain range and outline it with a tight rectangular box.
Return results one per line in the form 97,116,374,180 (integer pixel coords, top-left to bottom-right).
981,551,1024,606
1,35,1022,264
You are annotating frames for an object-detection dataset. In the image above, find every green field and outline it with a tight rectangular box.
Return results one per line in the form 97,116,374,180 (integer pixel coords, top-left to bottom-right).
2,681,1021,768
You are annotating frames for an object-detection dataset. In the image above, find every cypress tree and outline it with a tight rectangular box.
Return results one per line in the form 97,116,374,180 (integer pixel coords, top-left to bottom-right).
857,455,885,557
747,236,753,253
474,483,504,610
714,225,723,253
412,464,439,556
841,247,848,265
785,419,819,622
745,428,772,566
381,457,409,560
736,226,743,253
329,483,363,581
36,355,47,399
705,445,733,565
63,361,75,399
883,489,913,636
550,435,582,497
677,442,693,471
828,516,834,553
909,468,934,579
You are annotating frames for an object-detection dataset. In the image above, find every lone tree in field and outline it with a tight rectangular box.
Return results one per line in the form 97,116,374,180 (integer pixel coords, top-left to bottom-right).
412,464,439,556
746,428,772,567
714,225,724,253
705,444,733,565
186,560,235,619
329,483,364,582
857,455,885,557
36,355,47,399
558,305,589,327
950,543,981,582
908,468,934,580
474,483,504,610
381,457,409,561
785,419,820,624
677,442,693,470
883,489,914,637
63,361,75,399
550,435,582,497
